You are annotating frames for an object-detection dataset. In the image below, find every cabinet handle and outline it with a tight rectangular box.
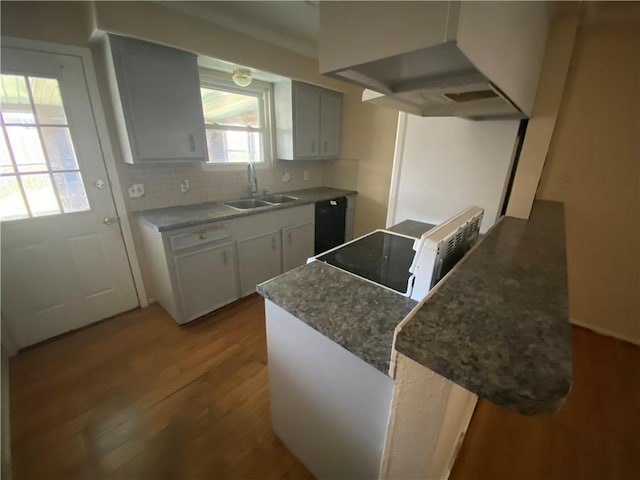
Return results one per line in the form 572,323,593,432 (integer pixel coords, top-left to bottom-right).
311,140,315,153
199,233,207,240
324,140,328,153
188,133,196,153
272,237,276,250
223,250,228,265
288,232,292,245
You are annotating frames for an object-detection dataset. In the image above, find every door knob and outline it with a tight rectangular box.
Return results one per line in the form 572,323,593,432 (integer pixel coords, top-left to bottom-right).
93,179,106,189
103,216,117,225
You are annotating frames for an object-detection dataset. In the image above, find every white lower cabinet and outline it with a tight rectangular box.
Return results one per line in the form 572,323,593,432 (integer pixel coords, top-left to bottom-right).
173,241,238,323
282,222,315,272
237,230,281,297
137,203,317,324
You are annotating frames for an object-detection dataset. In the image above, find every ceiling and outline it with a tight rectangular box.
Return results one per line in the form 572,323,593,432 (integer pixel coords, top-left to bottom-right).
159,1,320,59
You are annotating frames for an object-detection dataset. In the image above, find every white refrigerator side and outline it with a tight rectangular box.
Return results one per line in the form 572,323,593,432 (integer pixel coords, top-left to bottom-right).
386,114,520,233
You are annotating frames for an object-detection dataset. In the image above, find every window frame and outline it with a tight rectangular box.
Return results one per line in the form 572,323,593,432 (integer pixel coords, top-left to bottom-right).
199,68,275,171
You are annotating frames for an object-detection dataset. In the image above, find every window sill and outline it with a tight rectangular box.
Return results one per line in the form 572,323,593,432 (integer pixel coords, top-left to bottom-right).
201,161,272,173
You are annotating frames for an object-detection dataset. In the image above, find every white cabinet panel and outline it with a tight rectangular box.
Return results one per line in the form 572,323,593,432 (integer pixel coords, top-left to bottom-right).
238,231,282,296
293,83,321,158
174,242,238,322
106,35,207,163
282,222,315,272
320,91,342,158
266,300,393,479
275,80,342,160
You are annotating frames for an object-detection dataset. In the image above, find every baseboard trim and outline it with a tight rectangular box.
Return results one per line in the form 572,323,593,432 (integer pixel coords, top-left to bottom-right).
570,318,640,346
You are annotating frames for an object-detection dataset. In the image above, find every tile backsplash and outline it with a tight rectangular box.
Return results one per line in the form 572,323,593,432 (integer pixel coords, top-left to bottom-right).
117,160,327,212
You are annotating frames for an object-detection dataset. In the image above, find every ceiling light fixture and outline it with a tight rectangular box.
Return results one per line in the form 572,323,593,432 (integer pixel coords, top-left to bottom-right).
232,68,253,87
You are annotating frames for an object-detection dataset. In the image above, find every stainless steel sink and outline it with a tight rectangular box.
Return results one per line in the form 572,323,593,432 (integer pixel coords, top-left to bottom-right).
224,199,271,210
261,195,298,204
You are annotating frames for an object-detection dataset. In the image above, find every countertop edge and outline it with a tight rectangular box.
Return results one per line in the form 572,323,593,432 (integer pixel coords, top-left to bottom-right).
393,201,572,416
136,187,357,232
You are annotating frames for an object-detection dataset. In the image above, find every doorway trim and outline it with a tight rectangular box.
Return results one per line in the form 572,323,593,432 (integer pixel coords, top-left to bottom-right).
1,35,149,307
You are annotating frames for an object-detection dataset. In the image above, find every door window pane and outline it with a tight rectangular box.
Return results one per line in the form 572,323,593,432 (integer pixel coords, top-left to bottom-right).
41,127,78,170
0,134,14,174
0,75,35,124
0,175,28,220
53,172,89,213
5,126,47,172
0,73,90,221
29,77,68,125
201,88,259,127
21,174,60,217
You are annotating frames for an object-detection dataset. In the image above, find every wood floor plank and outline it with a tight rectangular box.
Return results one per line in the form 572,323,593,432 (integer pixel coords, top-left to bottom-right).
10,295,312,480
10,295,638,479
451,326,640,480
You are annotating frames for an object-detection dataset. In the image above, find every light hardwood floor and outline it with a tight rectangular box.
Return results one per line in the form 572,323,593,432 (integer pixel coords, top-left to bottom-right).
9,295,312,479
9,296,640,479
451,326,640,480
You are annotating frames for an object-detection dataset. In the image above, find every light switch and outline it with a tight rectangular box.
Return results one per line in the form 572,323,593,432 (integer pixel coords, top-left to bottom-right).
303,171,309,181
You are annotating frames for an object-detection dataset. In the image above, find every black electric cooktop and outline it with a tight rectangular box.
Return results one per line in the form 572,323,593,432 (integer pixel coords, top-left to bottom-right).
316,231,416,295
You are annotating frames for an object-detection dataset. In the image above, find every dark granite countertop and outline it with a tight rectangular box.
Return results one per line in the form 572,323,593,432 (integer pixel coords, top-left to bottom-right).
387,220,436,238
257,261,417,375
137,187,357,232
395,201,571,415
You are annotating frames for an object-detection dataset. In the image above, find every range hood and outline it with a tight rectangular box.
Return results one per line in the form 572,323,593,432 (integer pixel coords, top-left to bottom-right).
347,42,523,119
319,2,550,119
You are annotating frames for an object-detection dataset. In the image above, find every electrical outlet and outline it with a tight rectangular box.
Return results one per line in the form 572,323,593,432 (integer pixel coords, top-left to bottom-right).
180,179,191,193
282,172,291,183
303,170,310,181
128,183,145,199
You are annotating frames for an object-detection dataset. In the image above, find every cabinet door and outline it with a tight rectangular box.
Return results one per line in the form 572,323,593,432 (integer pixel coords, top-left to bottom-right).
282,222,315,272
320,91,342,158
293,82,320,159
237,231,282,297
174,242,238,323
110,35,207,162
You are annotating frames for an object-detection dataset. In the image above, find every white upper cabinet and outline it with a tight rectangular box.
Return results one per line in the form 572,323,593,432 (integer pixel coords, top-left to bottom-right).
319,2,550,118
293,82,321,158
274,80,343,160
319,91,342,158
102,34,207,163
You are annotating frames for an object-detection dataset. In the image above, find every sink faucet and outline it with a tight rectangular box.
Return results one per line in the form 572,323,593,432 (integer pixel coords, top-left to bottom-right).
247,161,258,198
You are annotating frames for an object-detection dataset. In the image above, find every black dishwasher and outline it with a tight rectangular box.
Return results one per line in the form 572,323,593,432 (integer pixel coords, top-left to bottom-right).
315,197,347,255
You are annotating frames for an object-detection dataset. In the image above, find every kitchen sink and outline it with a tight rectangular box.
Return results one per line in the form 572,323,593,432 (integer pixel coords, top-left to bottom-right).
260,195,298,204
224,199,271,210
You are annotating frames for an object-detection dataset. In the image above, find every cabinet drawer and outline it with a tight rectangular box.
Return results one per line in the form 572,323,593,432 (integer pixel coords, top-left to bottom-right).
169,224,230,252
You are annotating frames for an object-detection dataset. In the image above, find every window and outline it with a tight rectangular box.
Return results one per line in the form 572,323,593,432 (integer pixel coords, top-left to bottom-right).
0,74,90,221
200,70,273,166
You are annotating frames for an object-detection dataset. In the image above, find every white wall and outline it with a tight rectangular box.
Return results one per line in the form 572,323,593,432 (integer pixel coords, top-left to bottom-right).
388,115,520,233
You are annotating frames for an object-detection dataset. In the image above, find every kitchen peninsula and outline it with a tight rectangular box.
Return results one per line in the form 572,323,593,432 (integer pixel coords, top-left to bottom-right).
257,200,571,479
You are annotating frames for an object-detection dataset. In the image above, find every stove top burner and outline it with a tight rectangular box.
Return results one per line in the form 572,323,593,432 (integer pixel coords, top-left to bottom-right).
316,231,416,295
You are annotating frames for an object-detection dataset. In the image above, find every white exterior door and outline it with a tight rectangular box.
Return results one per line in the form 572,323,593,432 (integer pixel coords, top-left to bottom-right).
1,46,138,348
